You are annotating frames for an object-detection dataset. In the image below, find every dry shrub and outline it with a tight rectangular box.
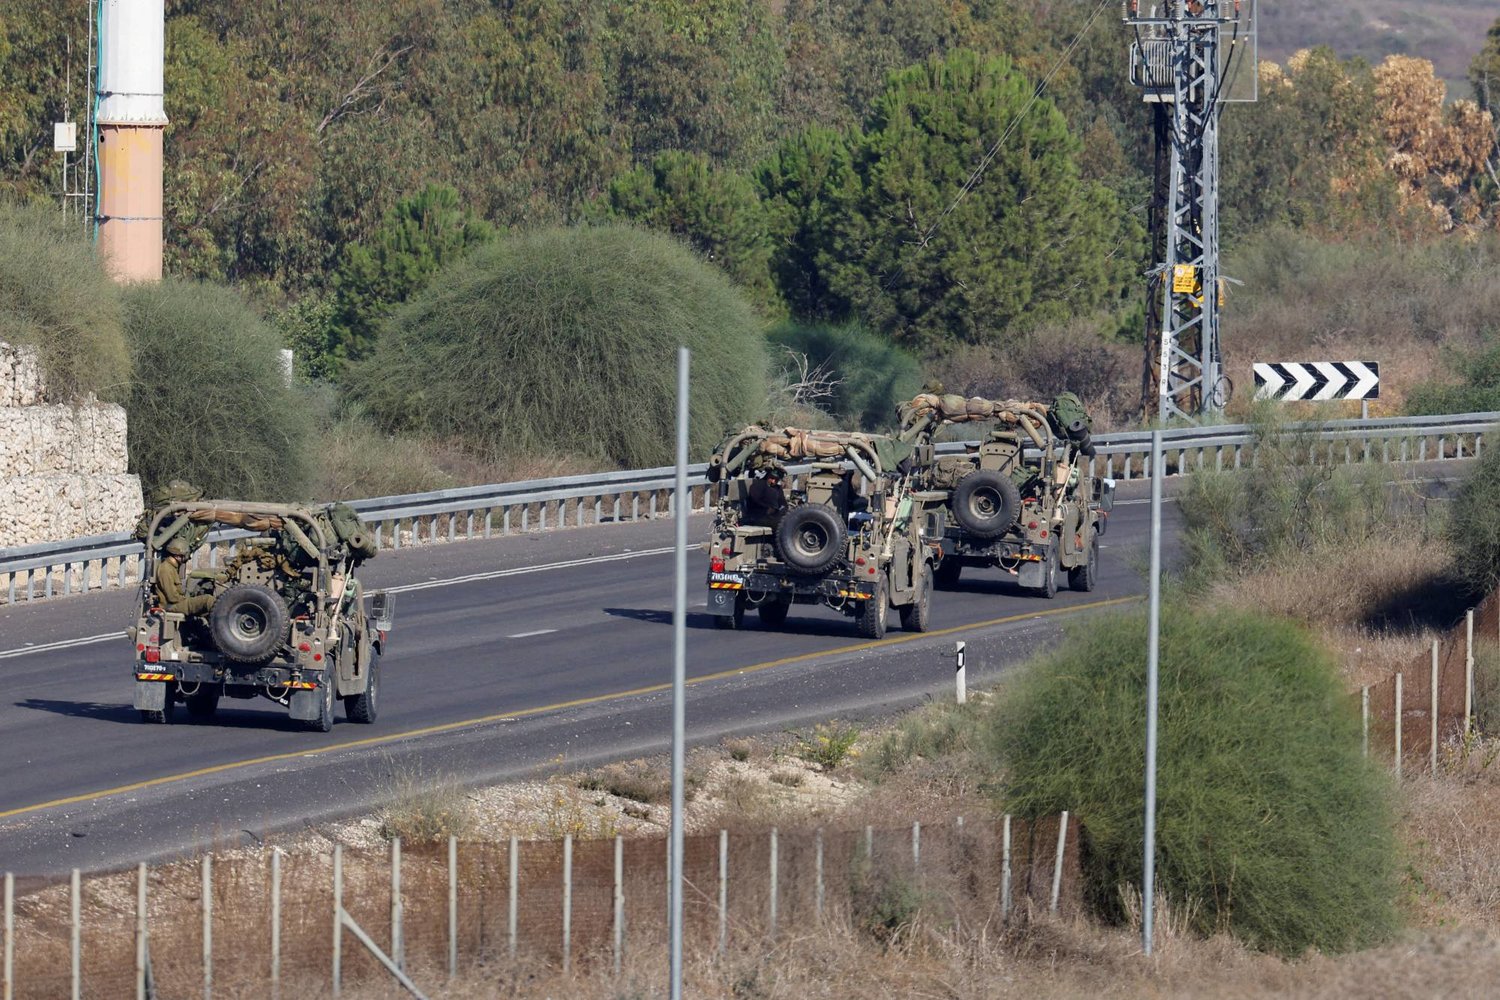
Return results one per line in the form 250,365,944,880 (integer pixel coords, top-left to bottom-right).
577,760,673,804
932,314,1139,430
376,772,473,844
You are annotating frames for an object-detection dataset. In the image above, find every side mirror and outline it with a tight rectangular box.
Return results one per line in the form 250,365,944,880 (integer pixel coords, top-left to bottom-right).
370,590,394,631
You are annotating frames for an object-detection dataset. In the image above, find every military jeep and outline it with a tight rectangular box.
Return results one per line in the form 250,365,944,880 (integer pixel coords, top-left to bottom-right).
703,426,944,638
128,500,393,731
899,393,1114,598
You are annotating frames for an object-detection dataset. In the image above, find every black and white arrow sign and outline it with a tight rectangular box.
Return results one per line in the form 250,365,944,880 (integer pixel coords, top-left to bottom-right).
1253,362,1379,401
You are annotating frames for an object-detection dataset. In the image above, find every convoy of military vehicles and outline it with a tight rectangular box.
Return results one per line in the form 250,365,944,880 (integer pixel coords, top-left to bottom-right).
122,385,1108,728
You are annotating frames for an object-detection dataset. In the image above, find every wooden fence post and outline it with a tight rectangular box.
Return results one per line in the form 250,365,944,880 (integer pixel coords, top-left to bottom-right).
70,869,80,1000
1466,609,1475,735
768,828,779,938
449,836,460,977
1395,672,1404,779
1001,815,1012,920
202,855,212,1000
1362,687,1370,758
3,872,11,1000
332,846,342,998
270,849,281,1000
1432,640,1440,776
507,835,518,962
814,830,824,920
613,836,624,976
562,834,573,974
391,838,403,971
136,863,148,1000
718,830,728,955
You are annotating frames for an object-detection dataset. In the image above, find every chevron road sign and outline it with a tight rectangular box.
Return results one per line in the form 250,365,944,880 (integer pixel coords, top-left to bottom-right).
1253,362,1380,402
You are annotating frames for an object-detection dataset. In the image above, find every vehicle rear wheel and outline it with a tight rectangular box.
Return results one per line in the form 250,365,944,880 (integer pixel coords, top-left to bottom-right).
713,593,746,630
856,579,888,640
757,599,791,629
952,471,1021,540
899,563,933,633
1068,535,1098,592
185,684,221,720
209,584,290,665
933,558,962,589
308,674,336,732
343,653,380,724
1038,541,1059,599
774,504,848,575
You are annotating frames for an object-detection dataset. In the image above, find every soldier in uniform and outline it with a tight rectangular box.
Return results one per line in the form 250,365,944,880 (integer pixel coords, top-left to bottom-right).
152,535,216,615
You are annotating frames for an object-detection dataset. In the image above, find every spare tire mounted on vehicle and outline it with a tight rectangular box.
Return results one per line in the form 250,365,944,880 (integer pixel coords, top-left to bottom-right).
952,470,1022,540
209,584,290,664
774,504,848,575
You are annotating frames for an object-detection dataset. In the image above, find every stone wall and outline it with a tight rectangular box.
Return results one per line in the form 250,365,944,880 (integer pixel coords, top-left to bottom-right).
0,341,143,549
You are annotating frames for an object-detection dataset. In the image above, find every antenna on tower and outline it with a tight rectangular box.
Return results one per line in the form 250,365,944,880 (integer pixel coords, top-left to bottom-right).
1124,0,1256,422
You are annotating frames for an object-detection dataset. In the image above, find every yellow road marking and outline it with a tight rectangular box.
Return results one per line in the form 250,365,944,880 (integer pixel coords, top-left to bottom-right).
0,595,1138,822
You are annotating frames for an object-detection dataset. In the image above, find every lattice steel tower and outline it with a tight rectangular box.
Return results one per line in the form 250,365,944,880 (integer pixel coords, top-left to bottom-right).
1125,1,1254,422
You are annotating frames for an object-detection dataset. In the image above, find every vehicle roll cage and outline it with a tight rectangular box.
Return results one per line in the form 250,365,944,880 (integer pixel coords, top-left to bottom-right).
708,426,894,484
142,501,334,580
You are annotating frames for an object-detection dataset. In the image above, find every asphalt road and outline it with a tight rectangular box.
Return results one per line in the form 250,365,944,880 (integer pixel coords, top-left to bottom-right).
0,485,1177,876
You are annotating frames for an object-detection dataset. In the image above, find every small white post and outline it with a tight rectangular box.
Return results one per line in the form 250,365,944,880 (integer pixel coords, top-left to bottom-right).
202,855,212,1000
1001,814,1013,919
508,835,518,961
332,846,342,998
955,641,967,705
449,836,460,976
1466,609,1476,735
1395,672,1404,779
864,825,873,863
136,863,148,1000
814,829,824,919
391,838,403,971
717,829,728,955
3,872,11,1000
1432,639,1440,776
768,828,779,938
70,869,80,1000
562,834,573,974
270,850,282,1000
1051,811,1069,913
912,821,921,870
1361,687,1370,758
613,836,624,976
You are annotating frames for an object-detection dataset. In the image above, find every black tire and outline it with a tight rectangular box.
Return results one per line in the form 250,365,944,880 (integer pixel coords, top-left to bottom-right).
1069,534,1098,592
856,579,888,640
344,651,380,724
933,558,962,589
774,505,848,576
1038,541,1059,599
899,563,933,633
209,584,290,665
757,599,791,629
308,673,336,732
185,684,221,720
713,593,746,630
952,471,1021,540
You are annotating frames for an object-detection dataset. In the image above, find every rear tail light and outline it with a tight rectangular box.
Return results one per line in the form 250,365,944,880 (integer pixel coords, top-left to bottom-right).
710,556,725,573
144,648,161,663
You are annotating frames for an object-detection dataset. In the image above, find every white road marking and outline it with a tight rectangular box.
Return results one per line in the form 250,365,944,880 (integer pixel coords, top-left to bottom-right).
0,546,678,660
507,629,558,639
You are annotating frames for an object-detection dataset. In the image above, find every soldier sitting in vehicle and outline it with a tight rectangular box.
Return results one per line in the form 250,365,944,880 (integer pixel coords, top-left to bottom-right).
153,535,216,616
743,464,789,527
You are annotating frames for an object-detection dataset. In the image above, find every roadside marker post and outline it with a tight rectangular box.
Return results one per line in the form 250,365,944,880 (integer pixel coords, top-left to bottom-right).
955,641,967,704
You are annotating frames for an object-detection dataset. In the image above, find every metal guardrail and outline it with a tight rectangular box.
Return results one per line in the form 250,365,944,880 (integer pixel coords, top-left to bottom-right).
3,411,1496,605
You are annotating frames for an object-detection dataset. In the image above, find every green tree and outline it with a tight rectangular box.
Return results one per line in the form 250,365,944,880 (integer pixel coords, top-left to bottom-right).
595,150,774,307
817,49,1132,349
756,126,855,320
349,225,768,469
328,183,494,368
122,279,313,500
994,604,1399,955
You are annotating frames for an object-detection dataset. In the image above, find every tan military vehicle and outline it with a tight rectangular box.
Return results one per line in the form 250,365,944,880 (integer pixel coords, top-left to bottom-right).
129,500,392,731
703,426,944,638
899,392,1114,598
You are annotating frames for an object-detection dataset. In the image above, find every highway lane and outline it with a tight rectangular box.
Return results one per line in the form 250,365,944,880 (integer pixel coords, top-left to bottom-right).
0,486,1177,875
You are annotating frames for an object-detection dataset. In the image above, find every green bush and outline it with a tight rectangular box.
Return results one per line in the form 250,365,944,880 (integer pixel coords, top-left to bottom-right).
1407,337,1500,415
123,279,313,499
0,200,129,401
350,225,768,468
767,322,922,430
990,604,1399,956
1444,437,1500,596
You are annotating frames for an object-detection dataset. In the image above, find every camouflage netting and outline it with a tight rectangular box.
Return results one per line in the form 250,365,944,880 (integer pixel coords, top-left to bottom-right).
709,426,914,479
897,393,1051,428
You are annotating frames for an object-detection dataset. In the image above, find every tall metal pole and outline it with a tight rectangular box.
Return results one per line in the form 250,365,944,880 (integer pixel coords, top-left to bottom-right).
669,347,690,1000
1143,429,1163,955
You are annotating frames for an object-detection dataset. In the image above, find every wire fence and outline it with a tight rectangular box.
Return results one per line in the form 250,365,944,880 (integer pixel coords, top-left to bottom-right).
2,813,1079,998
